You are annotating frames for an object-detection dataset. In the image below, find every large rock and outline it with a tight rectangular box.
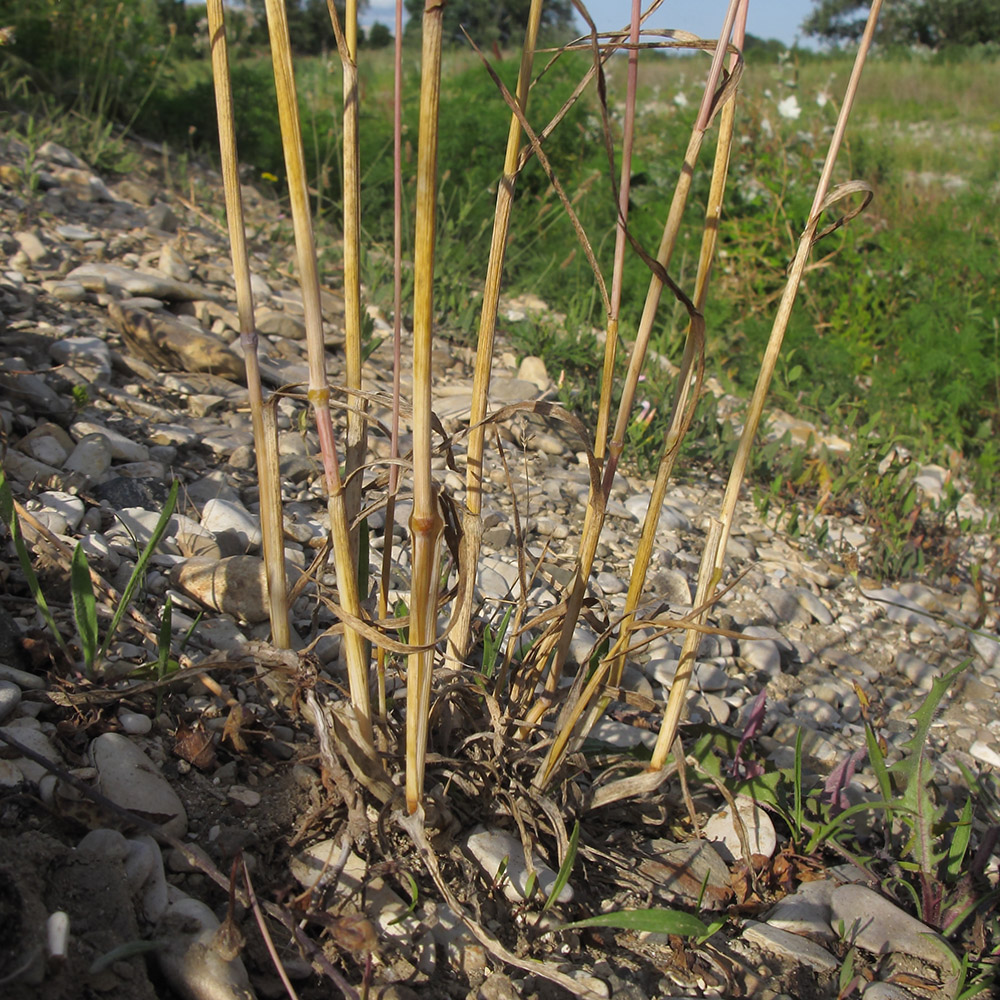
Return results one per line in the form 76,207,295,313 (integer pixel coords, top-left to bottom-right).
67,262,215,302
109,303,244,381
172,555,278,624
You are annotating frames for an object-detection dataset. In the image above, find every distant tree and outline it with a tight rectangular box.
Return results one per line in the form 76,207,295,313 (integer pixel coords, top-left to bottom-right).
403,0,574,47
367,21,392,49
742,33,790,59
240,0,363,55
802,0,1000,48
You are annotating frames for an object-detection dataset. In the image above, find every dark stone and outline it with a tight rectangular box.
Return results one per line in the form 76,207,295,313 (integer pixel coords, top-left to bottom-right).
0,607,28,669
146,202,178,233
280,454,318,484
93,476,170,510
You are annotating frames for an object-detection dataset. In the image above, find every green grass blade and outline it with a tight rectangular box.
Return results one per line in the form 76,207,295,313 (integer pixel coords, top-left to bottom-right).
562,908,710,938
542,820,579,914
793,727,804,839
805,800,897,855
155,595,173,717
71,543,98,674
0,466,69,656
99,479,178,659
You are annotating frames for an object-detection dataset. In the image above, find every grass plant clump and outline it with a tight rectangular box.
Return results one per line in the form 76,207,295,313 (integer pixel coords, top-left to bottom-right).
6,0,999,994
186,0,1000,994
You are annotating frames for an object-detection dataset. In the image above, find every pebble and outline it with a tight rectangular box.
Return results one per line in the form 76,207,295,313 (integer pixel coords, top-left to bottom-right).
0,681,22,723
0,725,64,783
464,826,573,904
702,796,777,862
90,732,188,837
119,711,153,735
62,433,114,478
71,419,151,463
765,878,837,942
172,555,275,624
200,497,262,554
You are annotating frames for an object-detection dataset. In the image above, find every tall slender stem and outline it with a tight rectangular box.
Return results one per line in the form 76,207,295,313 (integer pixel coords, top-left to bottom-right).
650,0,884,770
445,0,543,671
594,0,641,462
263,0,372,746
206,0,289,648
340,0,367,560
405,0,445,814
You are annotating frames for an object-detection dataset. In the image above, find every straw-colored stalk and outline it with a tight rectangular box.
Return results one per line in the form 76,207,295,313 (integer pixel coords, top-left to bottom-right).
593,0,641,462
542,0,743,699
206,0,289,648
375,0,406,721
444,0,543,672
329,0,368,559
534,9,749,789
263,0,373,745
405,0,446,814
649,0,883,770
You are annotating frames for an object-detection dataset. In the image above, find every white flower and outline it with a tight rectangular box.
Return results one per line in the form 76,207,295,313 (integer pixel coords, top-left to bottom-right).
816,90,830,108
777,95,801,120
760,117,773,138
673,91,688,108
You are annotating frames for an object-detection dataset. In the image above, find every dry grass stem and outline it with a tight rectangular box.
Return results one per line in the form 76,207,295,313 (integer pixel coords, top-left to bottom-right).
446,0,544,671
650,0,884,769
542,6,743,705
593,0,641,462
262,0,372,745
405,0,446,813
206,0,290,647
328,0,367,559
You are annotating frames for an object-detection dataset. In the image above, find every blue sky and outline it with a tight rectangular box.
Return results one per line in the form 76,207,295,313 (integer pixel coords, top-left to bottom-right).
362,2,819,47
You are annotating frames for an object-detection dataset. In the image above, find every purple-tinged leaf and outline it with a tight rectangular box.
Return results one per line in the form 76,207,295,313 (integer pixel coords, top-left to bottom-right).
824,748,866,812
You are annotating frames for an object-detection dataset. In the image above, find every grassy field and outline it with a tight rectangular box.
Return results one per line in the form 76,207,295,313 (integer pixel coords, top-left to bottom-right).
152,44,999,501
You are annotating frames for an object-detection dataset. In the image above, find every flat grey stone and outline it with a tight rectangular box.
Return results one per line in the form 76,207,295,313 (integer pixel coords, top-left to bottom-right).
830,884,954,967
71,419,150,463
739,633,782,676
861,586,942,633
862,983,918,1000
793,587,834,625
200,497,261,555
49,336,112,382
0,725,64,783
703,796,777,862
0,664,46,690
742,920,839,974
36,491,85,532
970,631,1000,669
765,879,837,941
68,262,213,301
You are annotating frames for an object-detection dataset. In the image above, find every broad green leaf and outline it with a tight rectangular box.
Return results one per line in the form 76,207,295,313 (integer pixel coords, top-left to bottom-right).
71,543,98,674
562,908,710,938
890,661,969,874
945,797,974,881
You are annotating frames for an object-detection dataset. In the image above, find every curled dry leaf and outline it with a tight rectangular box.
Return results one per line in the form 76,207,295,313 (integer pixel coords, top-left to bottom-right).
173,720,217,770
